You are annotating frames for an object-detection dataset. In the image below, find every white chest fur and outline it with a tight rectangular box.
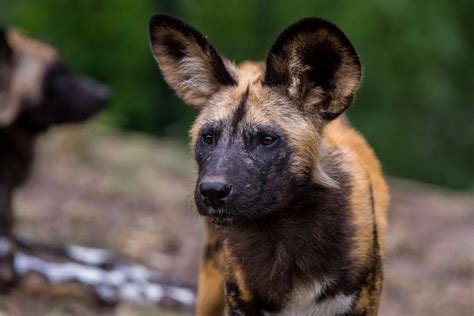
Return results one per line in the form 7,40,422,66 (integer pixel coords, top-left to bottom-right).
264,280,355,316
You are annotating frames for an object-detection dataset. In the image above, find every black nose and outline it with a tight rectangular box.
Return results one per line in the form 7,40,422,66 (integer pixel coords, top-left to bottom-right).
199,182,232,206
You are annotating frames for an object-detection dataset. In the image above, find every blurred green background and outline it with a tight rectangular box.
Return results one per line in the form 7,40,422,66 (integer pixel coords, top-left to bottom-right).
1,0,472,190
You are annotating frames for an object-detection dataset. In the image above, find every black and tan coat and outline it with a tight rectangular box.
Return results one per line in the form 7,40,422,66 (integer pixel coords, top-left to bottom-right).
149,14,389,316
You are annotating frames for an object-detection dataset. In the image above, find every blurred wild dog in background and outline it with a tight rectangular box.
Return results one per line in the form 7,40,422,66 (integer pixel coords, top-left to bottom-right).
150,14,389,315
0,27,109,289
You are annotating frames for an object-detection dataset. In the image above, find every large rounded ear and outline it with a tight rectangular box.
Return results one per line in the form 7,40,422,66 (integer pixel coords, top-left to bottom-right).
263,18,361,121
149,14,237,111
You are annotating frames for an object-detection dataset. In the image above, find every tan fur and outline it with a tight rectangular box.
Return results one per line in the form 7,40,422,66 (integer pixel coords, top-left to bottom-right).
268,30,360,117
196,222,225,316
0,30,57,126
324,119,389,258
190,63,339,188
222,241,254,303
150,28,237,110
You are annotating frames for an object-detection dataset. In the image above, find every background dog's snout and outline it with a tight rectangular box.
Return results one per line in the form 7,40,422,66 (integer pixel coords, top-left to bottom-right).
199,182,232,206
50,74,110,123
76,75,110,108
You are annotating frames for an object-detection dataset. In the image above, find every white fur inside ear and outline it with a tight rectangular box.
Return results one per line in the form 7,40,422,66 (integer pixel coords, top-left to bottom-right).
151,35,237,111
177,55,216,97
303,87,325,113
287,50,310,100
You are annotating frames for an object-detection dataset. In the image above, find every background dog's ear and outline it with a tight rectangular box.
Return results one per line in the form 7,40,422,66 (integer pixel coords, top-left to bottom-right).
149,14,237,111
263,18,361,121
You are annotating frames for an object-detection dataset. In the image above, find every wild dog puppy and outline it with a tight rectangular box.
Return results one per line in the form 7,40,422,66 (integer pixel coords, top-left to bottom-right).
0,28,108,288
149,14,389,316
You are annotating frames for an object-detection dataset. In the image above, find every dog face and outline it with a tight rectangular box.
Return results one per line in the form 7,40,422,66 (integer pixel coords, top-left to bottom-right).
0,28,109,132
149,15,361,225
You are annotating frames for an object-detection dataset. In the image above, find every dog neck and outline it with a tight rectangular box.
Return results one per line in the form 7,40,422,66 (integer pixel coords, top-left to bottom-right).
216,166,355,310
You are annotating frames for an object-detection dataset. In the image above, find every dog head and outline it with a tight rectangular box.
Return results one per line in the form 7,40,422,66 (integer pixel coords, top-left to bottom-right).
0,28,109,132
149,14,361,225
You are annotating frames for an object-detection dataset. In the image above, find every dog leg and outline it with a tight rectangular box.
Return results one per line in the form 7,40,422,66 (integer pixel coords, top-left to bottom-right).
196,223,226,316
0,184,13,236
0,185,16,292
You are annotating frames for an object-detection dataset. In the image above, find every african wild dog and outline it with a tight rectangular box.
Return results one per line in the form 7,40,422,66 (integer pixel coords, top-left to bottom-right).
0,27,108,288
149,14,389,315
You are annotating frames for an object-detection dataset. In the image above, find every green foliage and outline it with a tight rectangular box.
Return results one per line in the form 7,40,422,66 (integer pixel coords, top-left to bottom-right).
1,0,472,189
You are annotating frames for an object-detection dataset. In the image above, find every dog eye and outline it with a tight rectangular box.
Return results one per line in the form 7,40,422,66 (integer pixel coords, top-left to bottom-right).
201,133,215,145
260,135,277,146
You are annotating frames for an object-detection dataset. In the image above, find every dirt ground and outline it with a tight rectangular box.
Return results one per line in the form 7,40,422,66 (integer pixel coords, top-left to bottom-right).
0,124,473,316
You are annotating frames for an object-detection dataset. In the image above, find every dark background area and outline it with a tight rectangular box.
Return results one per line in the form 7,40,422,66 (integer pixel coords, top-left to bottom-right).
1,0,472,190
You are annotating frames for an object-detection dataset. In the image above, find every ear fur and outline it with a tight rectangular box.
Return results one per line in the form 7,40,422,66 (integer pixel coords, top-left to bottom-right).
149,14,237,110
263,18,361,120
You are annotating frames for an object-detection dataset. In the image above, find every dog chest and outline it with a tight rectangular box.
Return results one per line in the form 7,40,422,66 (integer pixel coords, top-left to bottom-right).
263,280,355,316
